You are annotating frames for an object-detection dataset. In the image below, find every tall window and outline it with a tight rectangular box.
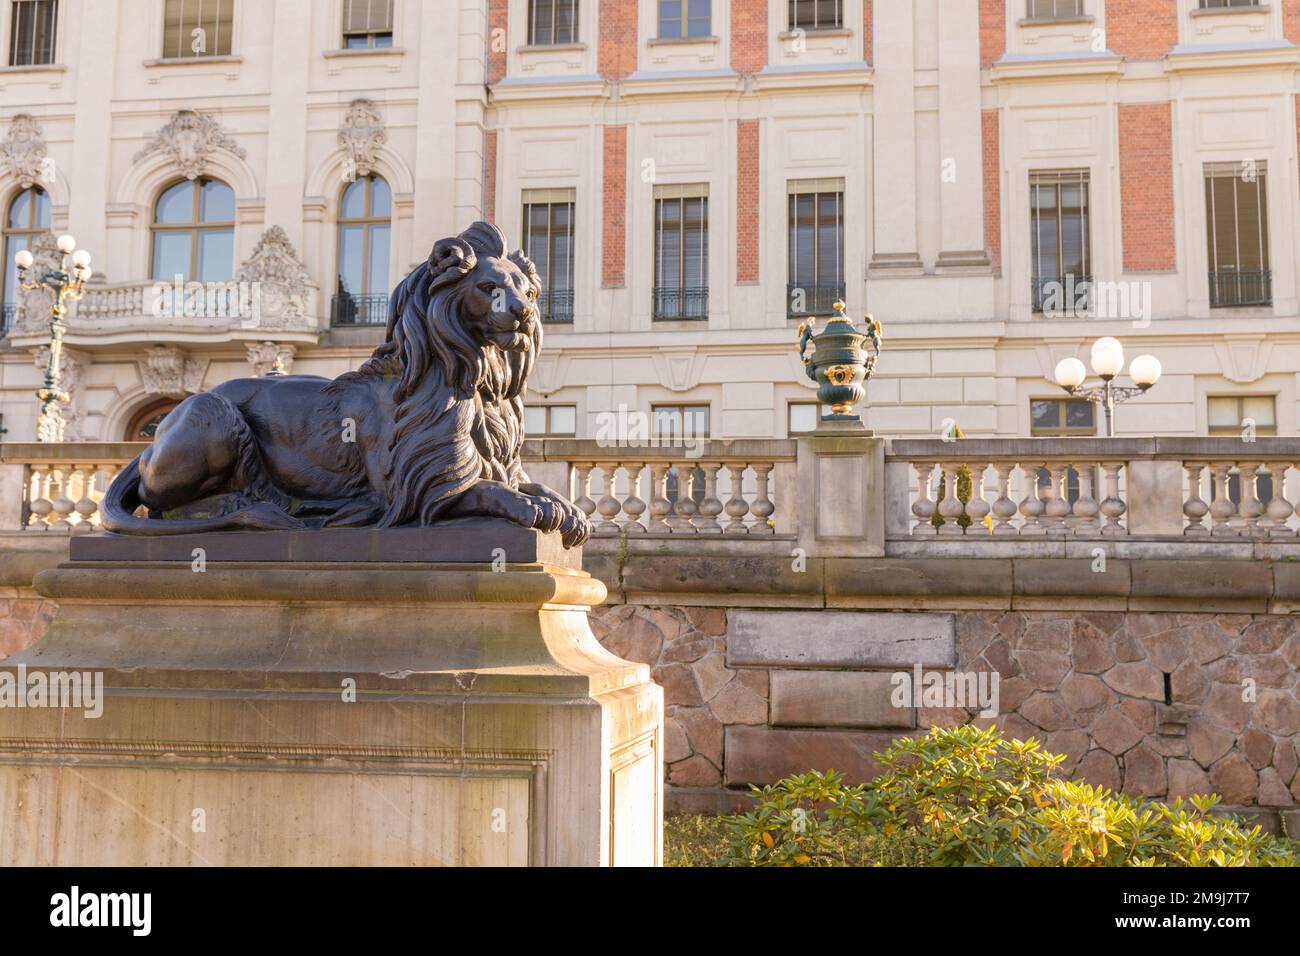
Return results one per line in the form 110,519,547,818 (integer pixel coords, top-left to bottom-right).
2,185,50,333
528,0,578,45
342,0,392,48
1030,169,1090,314
151,178,234,283
1205,161,1270,308
787,179,844,318
9,0,56,65
333,173,391,326
522,189,575,323
1026,0,1084,18
162,0,233,58
658,0,709,38
1199,1,1260,8
653,184,708,320
789,0,842,30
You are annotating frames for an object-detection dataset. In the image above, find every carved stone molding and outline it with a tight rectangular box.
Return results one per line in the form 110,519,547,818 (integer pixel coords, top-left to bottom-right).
0,114,52,189
12,232,59,334
235,226,315,329
134,110,247,181
337,99,386,178
246,341,296,378
138,345,208,396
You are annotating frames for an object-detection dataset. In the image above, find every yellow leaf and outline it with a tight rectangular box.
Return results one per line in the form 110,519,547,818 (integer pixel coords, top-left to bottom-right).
762,831,775,848
794,855,811,864
1062,842,1073,863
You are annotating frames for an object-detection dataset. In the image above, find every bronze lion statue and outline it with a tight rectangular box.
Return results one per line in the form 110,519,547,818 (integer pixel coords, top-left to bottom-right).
102,221,590,548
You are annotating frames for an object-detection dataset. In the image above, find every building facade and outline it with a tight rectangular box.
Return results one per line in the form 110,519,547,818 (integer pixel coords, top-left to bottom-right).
0,0,1298,445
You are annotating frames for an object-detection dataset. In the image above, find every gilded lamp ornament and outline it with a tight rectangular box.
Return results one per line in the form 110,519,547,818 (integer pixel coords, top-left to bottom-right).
797,300,882,421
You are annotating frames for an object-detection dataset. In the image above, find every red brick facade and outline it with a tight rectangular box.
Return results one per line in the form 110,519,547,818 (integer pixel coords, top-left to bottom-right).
602,125,627,288
482,130,497,222
981,109,1001,275
1107,0,1178,60
980,0,1005,67
731,0,768,76
863,0,873,63
599,0,637,80
1118,102,1176,273
486,0,507,84
1286,0,1300,45
736,119,760,284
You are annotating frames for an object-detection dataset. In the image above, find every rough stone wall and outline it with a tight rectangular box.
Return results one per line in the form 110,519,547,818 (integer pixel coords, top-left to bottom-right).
0,588,55,658
591,604,1300,822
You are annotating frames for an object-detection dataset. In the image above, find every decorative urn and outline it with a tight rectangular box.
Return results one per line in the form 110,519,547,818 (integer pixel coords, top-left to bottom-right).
796,300,883,422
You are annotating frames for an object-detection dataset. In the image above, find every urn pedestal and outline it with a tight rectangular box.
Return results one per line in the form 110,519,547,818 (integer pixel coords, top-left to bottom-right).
0,521,662,866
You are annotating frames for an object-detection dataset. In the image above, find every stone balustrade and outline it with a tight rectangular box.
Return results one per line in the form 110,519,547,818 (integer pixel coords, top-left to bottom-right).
0,442,145,532
74,281,150,324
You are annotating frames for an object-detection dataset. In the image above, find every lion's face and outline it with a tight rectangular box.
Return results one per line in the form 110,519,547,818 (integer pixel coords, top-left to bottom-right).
462,255,540,353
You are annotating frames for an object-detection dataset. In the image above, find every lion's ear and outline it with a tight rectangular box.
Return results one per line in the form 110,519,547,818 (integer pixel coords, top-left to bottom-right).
508,249,541,291
427,237,476,291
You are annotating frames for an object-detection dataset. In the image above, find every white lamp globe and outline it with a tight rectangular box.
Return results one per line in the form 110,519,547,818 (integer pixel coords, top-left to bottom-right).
14,249,33,269
1054,357,1087,390
77,267,93,282
1090,337,1125,379
1129,354,1162,389
71,249,91,269
56,234,76,254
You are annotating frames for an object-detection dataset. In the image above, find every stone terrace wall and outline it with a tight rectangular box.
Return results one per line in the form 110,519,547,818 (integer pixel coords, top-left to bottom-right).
590,603,1300,829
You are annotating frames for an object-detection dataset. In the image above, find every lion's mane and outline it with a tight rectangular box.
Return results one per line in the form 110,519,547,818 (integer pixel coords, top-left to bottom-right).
332,221,541,527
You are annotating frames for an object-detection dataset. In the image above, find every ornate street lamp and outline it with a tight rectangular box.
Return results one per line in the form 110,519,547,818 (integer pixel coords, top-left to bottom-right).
1052,336,1161,438
15,234,92,442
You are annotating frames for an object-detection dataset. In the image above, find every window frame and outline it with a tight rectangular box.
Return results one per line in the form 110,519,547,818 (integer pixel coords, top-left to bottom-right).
1204,161,1271,308
1029,168,1092,314
1197,0,1261,8
1,184,51,331
1025,0,1085,20
788,0,843,32
341,0,393,49
786,181,845,318
521,192,576,323
524,403,578,438
652,186,708,321
8,0,57,67
335,173,392,298
149,177,236,283
1029,397,1097,437
1207,395,1277,436
657,0,711,39
160,0,235,60
651,403,711,442
527,0,580,46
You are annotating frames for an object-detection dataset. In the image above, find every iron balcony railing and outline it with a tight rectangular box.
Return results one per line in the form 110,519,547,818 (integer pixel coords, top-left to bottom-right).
330,292,389,327
538,289,574,324
1208,269,1272,308
652,286,708,321
786,282,845,318
1,303,15,335
1031,274,1092,315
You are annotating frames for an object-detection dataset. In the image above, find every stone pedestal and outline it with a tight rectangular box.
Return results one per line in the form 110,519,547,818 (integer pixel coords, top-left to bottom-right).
0,520,662,866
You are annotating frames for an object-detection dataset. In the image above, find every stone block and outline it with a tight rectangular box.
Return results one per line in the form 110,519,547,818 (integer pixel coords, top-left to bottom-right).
1129,560,1272,612
620,555,824,607
826,558,1013,610
723,726,902,786
769,670,915,729
726,610,955,668
1011,558,1130,609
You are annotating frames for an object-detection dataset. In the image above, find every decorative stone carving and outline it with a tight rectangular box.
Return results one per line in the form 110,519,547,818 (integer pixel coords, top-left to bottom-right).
0,115,52,189
12,232,60,334
235,226,315,329
138,345,208,396
134,110,246,181
246,341,296,378
337,99,386,178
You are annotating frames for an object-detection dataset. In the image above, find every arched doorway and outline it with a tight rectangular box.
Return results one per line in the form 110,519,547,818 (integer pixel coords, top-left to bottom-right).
125,399,180,441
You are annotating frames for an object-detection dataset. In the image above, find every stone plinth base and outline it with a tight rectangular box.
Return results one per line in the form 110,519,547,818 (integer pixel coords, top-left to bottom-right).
0,521,662,866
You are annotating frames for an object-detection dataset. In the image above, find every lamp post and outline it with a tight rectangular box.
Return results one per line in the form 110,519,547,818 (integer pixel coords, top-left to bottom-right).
15,234,92,442
1052,337,1161,438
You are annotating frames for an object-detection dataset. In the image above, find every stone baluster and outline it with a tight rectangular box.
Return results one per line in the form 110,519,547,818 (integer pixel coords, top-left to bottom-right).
1099,461,1127,536
26,464,53,530
990,462,1019,536
749,462,775,535
594,463,622,536
1208,462,1237,536
1072,464,1100,536
572,463,596,527
49,469,75,531
622,462,646,533
1018,463,1047,536
71,465,97,533
722,463,750,534
1182,461,1210,536
1264,462,1294,538
936,463,964,536
669,465,699,534
1042,463,1071,536
964,464,991,535
1235,461,1264,537
647,463,672,533
910,462,938,536
694,463,724,533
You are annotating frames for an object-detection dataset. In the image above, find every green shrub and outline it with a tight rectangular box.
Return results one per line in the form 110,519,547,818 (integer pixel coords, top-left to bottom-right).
723,725,1297,867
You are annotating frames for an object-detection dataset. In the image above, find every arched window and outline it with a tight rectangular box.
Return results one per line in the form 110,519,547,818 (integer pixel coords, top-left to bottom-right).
126,399,181,441
332,173,391,325
150,177,234,283
2,184,50,332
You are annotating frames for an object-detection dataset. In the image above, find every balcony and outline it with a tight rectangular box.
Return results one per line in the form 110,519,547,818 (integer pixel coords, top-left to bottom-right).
1031,274,1091,315
1,303,14,335
330,292,388,327
786,282,845,318
1209,269,1272,308
537,289,574,324
652,286,708,321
